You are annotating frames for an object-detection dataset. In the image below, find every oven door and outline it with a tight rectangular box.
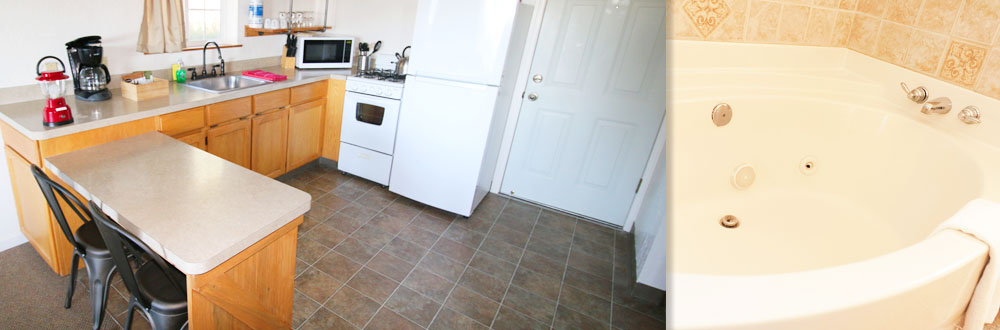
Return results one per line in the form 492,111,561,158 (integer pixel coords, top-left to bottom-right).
341,92,400,155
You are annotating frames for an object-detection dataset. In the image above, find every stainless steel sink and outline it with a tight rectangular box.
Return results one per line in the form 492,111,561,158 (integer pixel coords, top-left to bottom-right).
184,75,271,93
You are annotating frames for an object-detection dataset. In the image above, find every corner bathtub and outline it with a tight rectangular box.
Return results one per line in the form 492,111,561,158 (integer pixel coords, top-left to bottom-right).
670,68,997,330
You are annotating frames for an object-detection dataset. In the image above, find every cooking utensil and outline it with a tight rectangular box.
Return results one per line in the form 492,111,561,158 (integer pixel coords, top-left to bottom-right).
371,41,381,54
359,42,369,54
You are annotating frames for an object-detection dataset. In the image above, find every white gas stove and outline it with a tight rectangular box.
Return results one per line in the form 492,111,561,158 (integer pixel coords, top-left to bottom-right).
338,70,406,185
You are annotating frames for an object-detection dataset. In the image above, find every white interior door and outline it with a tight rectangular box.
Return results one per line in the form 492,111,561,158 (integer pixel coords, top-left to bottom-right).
500,0,666,227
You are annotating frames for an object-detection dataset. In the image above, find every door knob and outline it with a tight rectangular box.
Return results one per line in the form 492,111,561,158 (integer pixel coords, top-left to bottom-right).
532,74,543,83
527,93,538,101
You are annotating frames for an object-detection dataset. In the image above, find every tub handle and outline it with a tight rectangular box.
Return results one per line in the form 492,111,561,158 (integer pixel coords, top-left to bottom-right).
901,82,929,103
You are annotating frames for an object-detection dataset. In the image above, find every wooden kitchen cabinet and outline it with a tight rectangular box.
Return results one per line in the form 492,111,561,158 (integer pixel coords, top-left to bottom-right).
156,107,205,136
252,108,289,178
322,79,346,161
207,118,252,168
175,129,207,150
5,146,58,271
287,98,325,170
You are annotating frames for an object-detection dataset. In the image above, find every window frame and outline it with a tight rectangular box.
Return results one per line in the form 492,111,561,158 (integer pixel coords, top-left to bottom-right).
183,0,238,49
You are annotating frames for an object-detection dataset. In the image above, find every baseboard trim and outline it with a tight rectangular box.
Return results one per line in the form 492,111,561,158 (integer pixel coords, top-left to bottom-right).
0,232,27,253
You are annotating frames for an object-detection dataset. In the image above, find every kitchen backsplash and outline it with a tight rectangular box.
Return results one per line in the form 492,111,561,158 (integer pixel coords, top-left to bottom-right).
671,0,1000,100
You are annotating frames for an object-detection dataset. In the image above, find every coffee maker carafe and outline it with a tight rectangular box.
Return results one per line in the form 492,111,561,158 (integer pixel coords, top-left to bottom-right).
66,36,111,101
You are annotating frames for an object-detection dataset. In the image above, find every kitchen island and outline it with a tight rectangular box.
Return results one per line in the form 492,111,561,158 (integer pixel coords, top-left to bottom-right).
0,66,349,276
45,132,309,328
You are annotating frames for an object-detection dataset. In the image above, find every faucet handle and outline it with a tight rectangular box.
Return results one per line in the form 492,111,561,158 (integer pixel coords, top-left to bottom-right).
901,82,928,103
959,106,982,124
211,64,221,76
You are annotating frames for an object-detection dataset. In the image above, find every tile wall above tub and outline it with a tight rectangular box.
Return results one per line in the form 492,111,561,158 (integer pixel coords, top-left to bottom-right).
670,0,1000,101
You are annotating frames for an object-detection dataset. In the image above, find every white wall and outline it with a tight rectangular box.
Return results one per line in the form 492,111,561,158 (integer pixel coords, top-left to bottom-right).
319,0,418,56
633,144,666,291
0,0,288,89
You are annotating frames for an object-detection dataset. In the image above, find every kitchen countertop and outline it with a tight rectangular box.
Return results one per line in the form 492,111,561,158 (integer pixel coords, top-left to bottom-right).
44,132,311,274
0,66,352,140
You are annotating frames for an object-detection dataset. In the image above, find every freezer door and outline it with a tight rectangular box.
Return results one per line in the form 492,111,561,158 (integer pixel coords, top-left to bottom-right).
408,0,518,85
389,76,500,215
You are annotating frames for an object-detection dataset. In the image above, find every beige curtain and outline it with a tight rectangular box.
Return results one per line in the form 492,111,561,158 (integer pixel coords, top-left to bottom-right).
137,0,187,53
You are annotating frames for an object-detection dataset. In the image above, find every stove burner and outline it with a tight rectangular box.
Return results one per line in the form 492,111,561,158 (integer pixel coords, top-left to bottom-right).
355,69,406,82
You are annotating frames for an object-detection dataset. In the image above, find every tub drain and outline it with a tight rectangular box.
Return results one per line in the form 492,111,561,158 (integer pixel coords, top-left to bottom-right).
720,215,739,228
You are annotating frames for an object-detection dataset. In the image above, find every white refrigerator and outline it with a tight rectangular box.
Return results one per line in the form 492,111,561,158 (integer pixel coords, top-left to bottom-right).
389,0,533,216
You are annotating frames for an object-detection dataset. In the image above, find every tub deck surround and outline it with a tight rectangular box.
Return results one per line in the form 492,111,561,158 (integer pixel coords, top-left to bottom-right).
0,66,351,141
43,132,310,274
670,41,1000,330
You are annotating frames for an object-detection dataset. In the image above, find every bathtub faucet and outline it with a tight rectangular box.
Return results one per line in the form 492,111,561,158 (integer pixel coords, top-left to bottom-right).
921,97,952,115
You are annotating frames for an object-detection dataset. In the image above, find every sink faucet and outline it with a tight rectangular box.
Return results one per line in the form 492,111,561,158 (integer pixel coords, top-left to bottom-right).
921,97,952,115
202,41,225,78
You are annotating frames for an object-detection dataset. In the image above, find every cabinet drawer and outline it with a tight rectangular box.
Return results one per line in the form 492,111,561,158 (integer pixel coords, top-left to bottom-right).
290,81,327,105
253,89,290,114
206,97,252,126
156,107,205,136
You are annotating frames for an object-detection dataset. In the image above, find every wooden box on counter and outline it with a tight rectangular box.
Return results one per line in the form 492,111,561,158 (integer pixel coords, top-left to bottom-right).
122,77,169,101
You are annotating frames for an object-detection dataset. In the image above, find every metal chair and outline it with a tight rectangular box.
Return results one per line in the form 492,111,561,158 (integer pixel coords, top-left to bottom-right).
89,200,188,330
30,165,115,330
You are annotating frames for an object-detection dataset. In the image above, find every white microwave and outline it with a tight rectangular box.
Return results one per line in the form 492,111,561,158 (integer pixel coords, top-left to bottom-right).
295,36,354,69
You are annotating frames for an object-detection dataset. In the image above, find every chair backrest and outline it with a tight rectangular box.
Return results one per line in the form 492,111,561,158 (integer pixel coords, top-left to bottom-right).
89,200,186,309
30,165,91,253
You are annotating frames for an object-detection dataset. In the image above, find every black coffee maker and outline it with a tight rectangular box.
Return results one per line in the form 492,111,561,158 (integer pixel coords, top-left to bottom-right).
66,36,111,101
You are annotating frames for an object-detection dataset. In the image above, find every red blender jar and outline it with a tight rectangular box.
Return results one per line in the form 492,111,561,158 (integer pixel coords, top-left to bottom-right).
36,56,74,127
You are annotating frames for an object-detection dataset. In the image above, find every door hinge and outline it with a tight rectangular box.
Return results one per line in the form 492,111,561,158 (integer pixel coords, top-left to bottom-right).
634,178,643,194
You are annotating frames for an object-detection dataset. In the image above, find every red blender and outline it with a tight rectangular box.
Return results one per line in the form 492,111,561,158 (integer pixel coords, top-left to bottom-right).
36,56,74,127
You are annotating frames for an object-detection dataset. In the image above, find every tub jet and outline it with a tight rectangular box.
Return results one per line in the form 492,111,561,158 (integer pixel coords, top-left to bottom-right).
720,215,739,228
731,164,755,189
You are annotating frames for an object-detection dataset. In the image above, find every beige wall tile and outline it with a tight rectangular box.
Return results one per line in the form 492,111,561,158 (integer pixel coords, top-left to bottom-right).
952,0,1000,45
706,0,749,41
884,0,922,25
681,0,736,37
856,0,887,17
939,40,987,86
848,14,881,54
746,0,783,42
903,30,949,74
914,0,962,34
840,0,859,10
778,5,811,43
806,8,838,45
833,11,855,46
670,0,704,39
875,22,912,64
815,0,840,7
974,48,1000,98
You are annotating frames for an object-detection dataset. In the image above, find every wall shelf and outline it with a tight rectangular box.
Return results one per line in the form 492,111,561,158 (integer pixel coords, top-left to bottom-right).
244,26,331,37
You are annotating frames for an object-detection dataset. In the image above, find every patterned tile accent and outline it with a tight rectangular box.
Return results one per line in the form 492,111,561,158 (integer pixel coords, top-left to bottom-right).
939,40,987,87
682,0,732,37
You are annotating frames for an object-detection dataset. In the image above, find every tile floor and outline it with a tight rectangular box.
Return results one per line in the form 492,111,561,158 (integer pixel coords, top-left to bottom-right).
0,161,665,329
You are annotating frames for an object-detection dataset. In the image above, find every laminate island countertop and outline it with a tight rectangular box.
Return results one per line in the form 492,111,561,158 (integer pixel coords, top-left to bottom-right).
43,132,310,274
0,66,351,140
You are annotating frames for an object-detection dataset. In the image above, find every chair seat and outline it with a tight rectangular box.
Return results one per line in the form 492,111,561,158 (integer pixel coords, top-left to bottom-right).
73,221,110,257
136,262,188,315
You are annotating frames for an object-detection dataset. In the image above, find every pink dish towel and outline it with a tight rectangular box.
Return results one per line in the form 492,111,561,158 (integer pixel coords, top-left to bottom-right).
242,70,287,82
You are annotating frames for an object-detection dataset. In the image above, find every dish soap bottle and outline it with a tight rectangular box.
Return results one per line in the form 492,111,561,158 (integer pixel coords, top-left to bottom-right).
175,65,186,83
171,58,183,81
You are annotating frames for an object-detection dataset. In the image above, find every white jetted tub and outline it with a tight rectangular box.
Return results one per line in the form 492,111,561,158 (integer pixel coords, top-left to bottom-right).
670,41,1000,330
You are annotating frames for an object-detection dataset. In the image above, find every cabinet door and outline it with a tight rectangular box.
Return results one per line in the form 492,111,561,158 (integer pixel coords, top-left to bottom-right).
252,108,289,178
4,146,58,271
207,118,252,168
286,98,325,170
175,129,207,150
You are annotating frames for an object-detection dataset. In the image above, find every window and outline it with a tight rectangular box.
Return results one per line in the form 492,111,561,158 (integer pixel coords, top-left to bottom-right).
185,0,237,48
